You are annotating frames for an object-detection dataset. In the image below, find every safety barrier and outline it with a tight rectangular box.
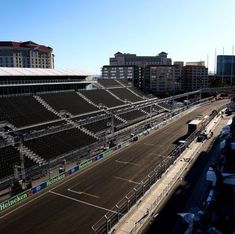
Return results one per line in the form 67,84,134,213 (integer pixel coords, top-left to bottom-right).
0,141,129,213
91,105,227,234
0,102,226,214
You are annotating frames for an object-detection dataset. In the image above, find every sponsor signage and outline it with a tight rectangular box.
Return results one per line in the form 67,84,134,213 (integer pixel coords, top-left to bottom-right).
31,182,47,194
79,159,92,170
46,173,65,187
121,141,129,147
68,166,79,175
116,144,121,150
95,154,103,161
103,148,113,157
0,190,30,212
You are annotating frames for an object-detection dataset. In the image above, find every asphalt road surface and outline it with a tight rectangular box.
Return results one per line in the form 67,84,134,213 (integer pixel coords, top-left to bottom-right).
0,100,229,234
144,114,230,234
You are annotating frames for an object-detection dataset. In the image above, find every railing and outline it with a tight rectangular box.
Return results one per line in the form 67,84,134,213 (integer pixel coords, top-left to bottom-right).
92,105,226,234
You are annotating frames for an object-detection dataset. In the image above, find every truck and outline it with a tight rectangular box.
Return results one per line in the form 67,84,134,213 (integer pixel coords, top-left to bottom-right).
188,119,203,134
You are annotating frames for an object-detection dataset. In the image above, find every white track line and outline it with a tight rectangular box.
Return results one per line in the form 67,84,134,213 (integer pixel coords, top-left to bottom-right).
115,160,139,167
49,190,117,213
144,143,155,146
68,188,100,199
113,176,141,185
0,170,86,220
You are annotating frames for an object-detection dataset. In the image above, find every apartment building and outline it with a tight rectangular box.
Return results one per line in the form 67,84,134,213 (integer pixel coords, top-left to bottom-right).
182,63,208,91
0,41,54,68
109,51,172,66
143,65,179,94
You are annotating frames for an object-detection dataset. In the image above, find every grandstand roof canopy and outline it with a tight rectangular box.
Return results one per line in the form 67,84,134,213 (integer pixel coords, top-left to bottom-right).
0,68,90,76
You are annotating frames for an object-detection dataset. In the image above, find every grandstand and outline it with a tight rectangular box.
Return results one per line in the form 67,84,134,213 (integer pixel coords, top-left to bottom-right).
0,71,178,187
84,117,123,134
117,79,132,87
98,79,122,88
109,88,143,102
0,146,35,179
0,95,58,128
39,91,98,115
24,128,97,161
118,110,146,122
79,89,124,107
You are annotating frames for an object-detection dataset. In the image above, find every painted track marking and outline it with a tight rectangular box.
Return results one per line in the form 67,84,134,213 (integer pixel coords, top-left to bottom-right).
49,190,117,213
68,188,100,199
144,143,155,146
113,176,141,185
115,159,139,166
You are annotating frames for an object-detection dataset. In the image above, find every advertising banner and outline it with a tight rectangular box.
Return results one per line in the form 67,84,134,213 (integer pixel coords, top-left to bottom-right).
31,182,47,194
79,159,92,170
0,190,30,212
68,165,79,175
46,173,65,187
95,154,103,161
103,148,113,157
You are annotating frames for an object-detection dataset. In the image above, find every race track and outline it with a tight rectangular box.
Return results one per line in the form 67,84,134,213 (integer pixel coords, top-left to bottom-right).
0,99,228,234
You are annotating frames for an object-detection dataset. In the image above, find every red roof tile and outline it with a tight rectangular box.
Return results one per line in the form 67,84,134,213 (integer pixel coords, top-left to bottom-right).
0,41,53,52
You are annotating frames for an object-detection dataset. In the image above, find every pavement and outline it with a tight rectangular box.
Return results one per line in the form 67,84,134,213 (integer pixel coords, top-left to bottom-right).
0,99,229,234
113,111,229,234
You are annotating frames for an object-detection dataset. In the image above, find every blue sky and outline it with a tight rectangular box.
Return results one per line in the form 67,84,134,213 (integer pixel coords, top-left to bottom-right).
1,0,235,74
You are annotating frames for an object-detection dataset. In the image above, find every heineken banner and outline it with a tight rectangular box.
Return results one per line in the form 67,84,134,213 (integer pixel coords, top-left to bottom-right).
46,173,65,187
79,159,92,170
103,148,113,157
0,190,30,212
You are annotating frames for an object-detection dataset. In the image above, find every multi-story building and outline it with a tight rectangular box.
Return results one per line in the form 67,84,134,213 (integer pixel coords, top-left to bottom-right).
217,55,235,84
102,51,172,90
143,65,179,94
0,41,54,68
182,63,208,91
102,65,141,87
109,51,172,66
173,61,184,91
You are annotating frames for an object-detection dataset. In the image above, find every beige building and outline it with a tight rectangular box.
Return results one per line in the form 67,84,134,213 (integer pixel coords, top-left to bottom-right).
109,51,172,66
182,62,208,91
0,41,54,68
143,65,180,94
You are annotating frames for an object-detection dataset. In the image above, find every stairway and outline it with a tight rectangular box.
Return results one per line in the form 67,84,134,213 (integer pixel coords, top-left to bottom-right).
65,118,99,140
16,144,46,166
114,114,127,124
76,91,99,108
105,89,125,103
34,95,60,117
126,87,145,99
115,79,126,87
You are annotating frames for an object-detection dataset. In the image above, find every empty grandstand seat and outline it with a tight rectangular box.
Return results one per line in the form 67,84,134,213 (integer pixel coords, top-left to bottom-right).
15,120,67,135
109,88,143,102
84,117,122,133
0,95,57,128
80,90,124,107
129,87,148,98
116,79,132,87
40,91,98,115
119,110,146,122
24,128,97,160
0,146,35,179
98,79,122,88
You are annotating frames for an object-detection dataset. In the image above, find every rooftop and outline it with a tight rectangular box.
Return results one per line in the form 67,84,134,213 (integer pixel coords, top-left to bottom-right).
0,41,53,53
0,68,89,76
